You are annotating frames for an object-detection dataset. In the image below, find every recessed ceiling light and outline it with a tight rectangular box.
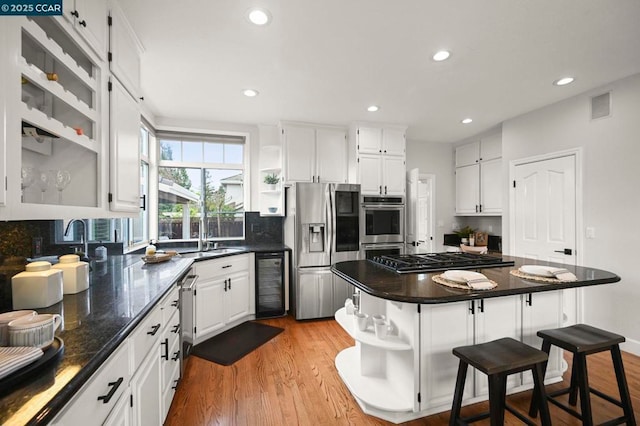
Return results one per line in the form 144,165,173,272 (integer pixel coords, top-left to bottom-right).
243,89,259,97
247,8,271,26
432,50,451,61
554,77,575,86
367,105,380,112
461,118,473,124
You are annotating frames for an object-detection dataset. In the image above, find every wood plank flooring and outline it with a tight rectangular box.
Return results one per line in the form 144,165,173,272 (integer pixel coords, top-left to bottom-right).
165,315,640,425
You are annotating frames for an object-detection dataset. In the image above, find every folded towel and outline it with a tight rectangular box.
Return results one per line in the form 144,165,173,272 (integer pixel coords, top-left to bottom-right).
547,268,578,282
442,270,496,290
519,265,578,281
0,346,44,380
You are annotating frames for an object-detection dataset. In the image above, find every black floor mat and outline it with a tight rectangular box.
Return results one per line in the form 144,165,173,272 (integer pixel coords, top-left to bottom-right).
190,321,284,366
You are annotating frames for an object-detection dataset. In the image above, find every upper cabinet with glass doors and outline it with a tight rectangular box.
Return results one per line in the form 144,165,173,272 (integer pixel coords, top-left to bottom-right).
1,16,109,220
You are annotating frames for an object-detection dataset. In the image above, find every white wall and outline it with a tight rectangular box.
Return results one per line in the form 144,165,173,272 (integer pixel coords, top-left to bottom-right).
405,140,455,252
501,72,640,354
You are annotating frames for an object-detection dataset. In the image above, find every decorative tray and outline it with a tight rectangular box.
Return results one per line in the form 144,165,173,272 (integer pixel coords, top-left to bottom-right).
141,252,178,264
0,337,64,390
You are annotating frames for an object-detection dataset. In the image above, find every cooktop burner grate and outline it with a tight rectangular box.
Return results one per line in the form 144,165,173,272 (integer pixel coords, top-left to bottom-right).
369,252,514,273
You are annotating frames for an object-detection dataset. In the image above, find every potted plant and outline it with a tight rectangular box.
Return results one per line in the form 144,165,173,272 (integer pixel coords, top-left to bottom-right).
454,226,476,245
264,173,279,190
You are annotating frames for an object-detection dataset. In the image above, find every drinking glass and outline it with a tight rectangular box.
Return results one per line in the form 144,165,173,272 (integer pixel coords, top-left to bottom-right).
35,170,51,203
20,167,35,202
52,169,71,204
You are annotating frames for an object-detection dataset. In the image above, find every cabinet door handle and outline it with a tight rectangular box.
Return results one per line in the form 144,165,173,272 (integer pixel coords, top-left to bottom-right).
172,350,180,361
140,194,146,211
224,279,228,291
97,377,123,404
526,293,532,306
161,338,169,360
171,299,179,307
479,204,483,212
228,277,232,289
147,324,161,336
379,185,382,194
172,379,180,390
222,265,232,269
384,186,387,195
70,10,79,18
172,324,180,334
79,20,87,27
468,301,475,315
478,299,484,313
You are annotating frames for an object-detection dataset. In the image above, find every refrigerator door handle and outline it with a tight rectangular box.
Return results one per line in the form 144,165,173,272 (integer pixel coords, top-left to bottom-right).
326,184,333,262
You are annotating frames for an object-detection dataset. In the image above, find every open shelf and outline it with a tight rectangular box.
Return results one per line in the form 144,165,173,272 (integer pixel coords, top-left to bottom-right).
335,347,414,412
335,308,412,351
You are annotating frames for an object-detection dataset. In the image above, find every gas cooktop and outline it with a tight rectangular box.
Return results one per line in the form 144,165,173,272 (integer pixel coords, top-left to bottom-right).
369,252,514,274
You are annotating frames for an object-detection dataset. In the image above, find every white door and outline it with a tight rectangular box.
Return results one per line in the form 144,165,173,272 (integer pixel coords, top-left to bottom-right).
513,155,576,264
513,154,578,324
406,169,434,254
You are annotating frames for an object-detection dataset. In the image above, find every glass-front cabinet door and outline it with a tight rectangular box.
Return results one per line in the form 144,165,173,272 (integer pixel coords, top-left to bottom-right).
2,16,109,220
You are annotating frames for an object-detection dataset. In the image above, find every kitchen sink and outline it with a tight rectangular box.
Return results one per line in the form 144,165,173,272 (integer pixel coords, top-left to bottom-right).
181,248,245,258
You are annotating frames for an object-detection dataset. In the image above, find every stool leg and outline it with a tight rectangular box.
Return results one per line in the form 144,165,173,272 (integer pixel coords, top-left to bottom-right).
568,354,579,406
488,373,507,426
611,345,637,426
575,353,594,426
529,339,551,418
450,360,468,426
532,362,552,426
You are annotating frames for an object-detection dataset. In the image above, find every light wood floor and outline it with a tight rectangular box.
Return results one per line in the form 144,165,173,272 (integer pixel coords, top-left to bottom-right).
165,315,640,425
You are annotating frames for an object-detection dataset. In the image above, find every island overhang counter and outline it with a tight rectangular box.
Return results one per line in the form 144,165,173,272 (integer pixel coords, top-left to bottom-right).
330,256,620,424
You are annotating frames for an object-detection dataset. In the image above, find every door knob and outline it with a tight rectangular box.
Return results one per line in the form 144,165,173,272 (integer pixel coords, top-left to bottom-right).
554,248,573,255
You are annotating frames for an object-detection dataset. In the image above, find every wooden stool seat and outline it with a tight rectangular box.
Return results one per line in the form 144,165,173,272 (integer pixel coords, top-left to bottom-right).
450,337,551,426
530,324,636,426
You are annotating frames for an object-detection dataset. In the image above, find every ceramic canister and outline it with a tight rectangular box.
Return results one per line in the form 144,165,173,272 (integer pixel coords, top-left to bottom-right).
52,254,89,294
11,261,63,309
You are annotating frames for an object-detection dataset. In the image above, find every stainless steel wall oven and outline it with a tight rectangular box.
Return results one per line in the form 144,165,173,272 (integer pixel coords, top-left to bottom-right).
361,196,404,244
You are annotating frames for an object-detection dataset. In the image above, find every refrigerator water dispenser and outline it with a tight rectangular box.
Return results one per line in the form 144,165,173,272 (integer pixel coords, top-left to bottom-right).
306,224,325,252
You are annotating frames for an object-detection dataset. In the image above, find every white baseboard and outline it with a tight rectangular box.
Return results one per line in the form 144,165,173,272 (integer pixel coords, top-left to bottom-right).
621,338,640,356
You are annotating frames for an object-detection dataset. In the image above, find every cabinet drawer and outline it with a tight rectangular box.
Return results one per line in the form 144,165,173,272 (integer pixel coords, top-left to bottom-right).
161,361,181,422
52,342,130,425
161,285,180,327
130,305,163,371
161,329,181,390
195,254,249,279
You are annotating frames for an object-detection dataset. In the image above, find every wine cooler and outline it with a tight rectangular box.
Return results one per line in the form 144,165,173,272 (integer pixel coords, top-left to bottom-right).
255,252,286,318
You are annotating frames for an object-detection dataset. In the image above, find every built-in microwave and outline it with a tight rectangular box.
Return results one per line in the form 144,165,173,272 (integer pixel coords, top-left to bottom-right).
361,195,404,244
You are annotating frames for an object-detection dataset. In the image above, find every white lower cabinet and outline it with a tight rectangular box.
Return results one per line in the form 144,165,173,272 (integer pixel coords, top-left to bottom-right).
187,254,253,345
51,341,130,425
336,290,565,423
52,283,183,426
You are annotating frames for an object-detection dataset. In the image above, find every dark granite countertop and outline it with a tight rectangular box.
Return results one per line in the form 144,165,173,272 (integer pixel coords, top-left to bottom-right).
0,255,194,426
331,255,620,304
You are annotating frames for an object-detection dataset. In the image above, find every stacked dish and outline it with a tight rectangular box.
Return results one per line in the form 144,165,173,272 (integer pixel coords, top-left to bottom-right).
516,265,578,282
434,270,497,290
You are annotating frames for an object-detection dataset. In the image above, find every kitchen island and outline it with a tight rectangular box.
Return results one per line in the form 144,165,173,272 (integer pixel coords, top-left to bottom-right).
331,256,620,423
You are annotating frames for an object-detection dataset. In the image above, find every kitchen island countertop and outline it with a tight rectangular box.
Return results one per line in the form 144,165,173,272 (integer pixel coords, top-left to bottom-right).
331,255,620,304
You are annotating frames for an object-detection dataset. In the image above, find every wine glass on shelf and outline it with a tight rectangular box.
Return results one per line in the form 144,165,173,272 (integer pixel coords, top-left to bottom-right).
35,170,51,203
52,169,71,204
21,166,35,202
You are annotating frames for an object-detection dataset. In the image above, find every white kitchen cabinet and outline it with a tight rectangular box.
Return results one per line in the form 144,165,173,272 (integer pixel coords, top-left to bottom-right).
1,16,110,219
62,0,108,60
51,341,131,425
454,134,502,215
349,123,406,196
282,123,347,184
103,389,132,426
521,291,564,385
188,254,253,345
109,77,141,213
108,1,143,99
130,344,161,426
159,286,181,420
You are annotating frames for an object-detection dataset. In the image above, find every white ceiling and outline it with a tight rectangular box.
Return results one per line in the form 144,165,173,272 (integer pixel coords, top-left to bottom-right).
119,0,640,143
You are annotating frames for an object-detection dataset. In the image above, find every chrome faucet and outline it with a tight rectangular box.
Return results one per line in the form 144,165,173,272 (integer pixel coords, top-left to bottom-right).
64,219,88,258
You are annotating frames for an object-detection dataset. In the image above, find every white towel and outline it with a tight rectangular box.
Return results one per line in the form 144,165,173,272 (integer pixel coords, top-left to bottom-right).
442,270,496,290
519,265,578,281
0,346,44,380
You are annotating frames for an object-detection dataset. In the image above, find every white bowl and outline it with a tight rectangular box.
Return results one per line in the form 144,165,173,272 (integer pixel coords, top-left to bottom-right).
8,313,62,349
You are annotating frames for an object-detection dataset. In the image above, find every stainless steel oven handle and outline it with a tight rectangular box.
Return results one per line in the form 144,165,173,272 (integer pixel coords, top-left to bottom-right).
181,274,199,291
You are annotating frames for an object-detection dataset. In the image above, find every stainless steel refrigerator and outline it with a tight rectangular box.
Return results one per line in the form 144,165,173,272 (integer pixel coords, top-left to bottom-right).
284,182,360,319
